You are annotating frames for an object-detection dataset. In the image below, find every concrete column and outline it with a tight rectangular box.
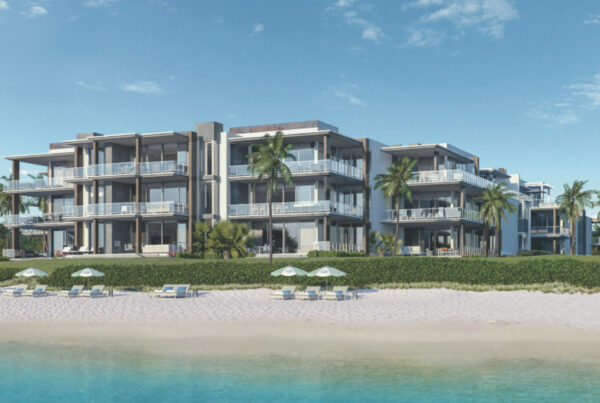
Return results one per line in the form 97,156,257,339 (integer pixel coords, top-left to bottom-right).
73,147,83,248
324,217,330,242
11,160,20,250
187,132,197,253
460,187,466,209
460,224,466,251
135,217,142,254
322,135,328,160
93,219,99,254
361,138,369,253
135,137,142,254
553,208,557,253
471,157,480,175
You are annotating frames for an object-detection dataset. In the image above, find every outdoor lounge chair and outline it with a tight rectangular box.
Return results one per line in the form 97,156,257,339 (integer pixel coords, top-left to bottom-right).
269,285,296,300
2,284,28,297
77,246,92,255
23,284,48,297
61,246,73,256
296,286,321,301
81,285,106,298
323,286,349,301
153,284,190,298
58,285,84,298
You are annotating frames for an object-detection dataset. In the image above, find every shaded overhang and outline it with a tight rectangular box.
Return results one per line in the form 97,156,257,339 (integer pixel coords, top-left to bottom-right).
229,130,363,149
380,144,474,164
61,131,189,148
4,150,74,166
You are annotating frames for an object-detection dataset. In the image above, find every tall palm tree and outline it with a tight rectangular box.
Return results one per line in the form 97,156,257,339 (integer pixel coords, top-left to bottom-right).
0,175,29,249
556,180,595,255
478,183,517,257
247,131,295,265
374,157,417,256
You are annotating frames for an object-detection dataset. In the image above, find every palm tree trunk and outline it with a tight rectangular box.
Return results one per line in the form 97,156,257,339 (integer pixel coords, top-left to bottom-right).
268,182,273,265
393,200,399,257
570,217,575,255
495,218,501,257
497,223,502,258
483,223,489,257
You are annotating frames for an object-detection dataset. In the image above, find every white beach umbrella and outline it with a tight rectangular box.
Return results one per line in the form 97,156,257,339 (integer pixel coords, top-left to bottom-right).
307,266,346,289
15,268,48,278
270,266,308,277
71,268,105,278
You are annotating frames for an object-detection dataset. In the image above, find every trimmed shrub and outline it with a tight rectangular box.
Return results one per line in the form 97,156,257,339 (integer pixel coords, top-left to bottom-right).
517,250,553,257
0,256,598,289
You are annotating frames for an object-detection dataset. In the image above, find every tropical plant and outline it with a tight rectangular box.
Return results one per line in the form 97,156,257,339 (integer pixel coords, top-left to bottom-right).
556,180,595,255
374,157,417,256
0,176,29,249
247,131,295,264
379,232,400,256
367,231,383,255
477,183,518,257
207,221,253,259
192,221,212,258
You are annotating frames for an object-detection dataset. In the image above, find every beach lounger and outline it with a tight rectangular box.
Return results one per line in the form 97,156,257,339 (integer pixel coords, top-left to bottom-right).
81,285,106,298
22,284,48,297
58,285,84,298
153,284,190,298
2,284,28,297
269,286,296,300
322,286,349,301
77,246,92,255
296,286,321,301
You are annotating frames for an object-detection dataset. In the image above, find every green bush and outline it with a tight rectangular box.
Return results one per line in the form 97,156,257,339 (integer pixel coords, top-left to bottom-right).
1,256,598,289
517,250,553,257
0,256,9,262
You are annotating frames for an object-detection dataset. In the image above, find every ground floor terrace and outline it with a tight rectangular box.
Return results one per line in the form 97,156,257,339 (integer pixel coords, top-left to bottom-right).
394,224,487,256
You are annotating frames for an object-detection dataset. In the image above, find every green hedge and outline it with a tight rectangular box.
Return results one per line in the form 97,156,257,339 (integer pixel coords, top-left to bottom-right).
1,257,599,288
307,250,367,258
517,250,553,257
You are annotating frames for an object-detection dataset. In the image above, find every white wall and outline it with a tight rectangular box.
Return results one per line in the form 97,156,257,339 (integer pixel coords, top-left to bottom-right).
367,139,392,236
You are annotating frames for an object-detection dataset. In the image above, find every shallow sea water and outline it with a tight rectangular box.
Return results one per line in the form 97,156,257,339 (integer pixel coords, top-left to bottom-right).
1,342,599,402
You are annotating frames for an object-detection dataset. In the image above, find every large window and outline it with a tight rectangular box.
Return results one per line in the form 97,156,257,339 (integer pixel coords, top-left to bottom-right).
205,143,213,175
204,182,213,214
145,221,186,249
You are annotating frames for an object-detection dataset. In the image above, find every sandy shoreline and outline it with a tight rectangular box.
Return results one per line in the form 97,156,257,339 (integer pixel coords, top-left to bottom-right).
2,288,600,361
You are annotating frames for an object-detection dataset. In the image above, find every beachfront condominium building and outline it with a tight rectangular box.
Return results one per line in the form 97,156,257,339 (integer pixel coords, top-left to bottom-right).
1,120,592,257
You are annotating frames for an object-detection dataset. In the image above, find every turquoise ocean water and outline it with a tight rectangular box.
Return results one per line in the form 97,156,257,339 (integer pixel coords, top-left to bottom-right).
1,342,600,402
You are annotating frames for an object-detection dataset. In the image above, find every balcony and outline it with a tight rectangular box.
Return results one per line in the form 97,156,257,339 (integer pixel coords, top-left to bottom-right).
228,159,363,181
313,241,363,252
61,202,188,219
66,161,188,181
2,213,74,228
139,201,188,216
531,200,560,209
408,169,493,189
382,207,483,224
531,226,570,237
228,201,363,219
3,177,74,194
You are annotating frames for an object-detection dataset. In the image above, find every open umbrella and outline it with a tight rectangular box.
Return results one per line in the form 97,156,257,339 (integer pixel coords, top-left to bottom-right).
307,266,346,290
15,268,48,287
270,266,308,277
71,267,105,288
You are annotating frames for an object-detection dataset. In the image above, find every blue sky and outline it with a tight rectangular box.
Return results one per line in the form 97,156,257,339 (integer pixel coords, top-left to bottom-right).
0,0,599,212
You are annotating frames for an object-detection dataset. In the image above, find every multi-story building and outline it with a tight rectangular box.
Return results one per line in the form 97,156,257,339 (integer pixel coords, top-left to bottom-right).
1,120,593,257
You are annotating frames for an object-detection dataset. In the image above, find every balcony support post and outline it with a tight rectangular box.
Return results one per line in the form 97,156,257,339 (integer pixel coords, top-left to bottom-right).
187,132,197,253
11,160,20,250
74,146,83,249
323,217,330,242
93,219,99,254
460,224,466,252
135,217,142,255
553,209,557,253
460,187,466,209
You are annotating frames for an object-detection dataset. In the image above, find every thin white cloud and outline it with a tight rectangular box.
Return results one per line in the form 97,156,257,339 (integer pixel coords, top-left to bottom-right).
403,0,518,46
567,73,600,109
82,0,117,8
121,81,163,95
0,1,9,11
584,14,600,25
328,1,387,44
251,23,264,35
404,27,444,47
527,103,579,128
326,83,366,107
27,5,47,17
77,81,108,92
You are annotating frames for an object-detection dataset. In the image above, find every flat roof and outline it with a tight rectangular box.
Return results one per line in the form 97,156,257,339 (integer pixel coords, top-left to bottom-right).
524,182,554,190
62,131,189,147
228,130,363,149
230,120,339,135
480,168,510,179
4,149,75,165
380,143,475,163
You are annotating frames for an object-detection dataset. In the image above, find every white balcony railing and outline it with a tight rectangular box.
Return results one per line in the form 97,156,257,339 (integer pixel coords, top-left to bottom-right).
66,161,188,180
2,213,74,227
383,207,482,223
531,200,560,209
313,241,363,252
531,226,570,237
139,161,188,176
229,159,363,180
228,201,363,218
139,201,187,215
4,177,74,192
86,202,137,217
408,169,493,189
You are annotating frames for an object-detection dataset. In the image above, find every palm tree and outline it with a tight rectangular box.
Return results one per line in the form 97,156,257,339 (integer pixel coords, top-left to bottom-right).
374,157,417,256
192,221,212,258
0,175,29,249
208,221,253,259
556,180,595,255
247,131,295,264
478,183,518,257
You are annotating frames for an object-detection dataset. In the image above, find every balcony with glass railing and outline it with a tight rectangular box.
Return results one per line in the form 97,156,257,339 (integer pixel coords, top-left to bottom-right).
59,202,188,219
66,161,188,181
229,159,363,181
531,226,570,237
139,201,187,216
382,207,483,223
2,213,75,228
3,177,74,193
408,169,493,189
228,201,363,218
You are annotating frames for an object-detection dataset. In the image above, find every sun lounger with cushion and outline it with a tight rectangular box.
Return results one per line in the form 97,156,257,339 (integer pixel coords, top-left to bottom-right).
322,286,349,301
58,285,84,298
153,284,190,298
296,286,321,301
23,285,48,297
2,284,28,297
81,285,106,298
269,285,296,300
